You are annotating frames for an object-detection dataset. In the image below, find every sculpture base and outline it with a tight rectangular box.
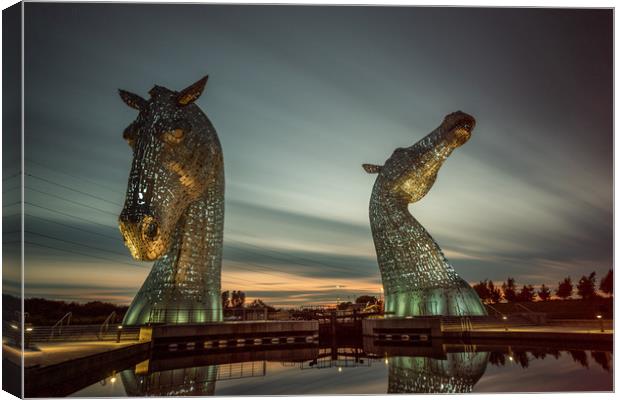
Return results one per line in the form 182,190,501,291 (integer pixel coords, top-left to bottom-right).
384,280,487,317
122,291,222,326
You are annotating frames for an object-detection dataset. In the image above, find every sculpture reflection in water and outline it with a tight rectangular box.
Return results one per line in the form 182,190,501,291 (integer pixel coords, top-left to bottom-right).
118,76,225,325
388,353,489,393
363,111,486,317
121,366,218,396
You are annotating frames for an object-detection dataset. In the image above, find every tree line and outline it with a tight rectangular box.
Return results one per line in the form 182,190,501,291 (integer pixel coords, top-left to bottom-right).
221,290,277,311
12,295,129,325
472,269,612,304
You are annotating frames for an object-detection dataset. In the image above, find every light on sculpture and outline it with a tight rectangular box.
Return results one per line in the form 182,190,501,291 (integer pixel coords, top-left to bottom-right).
363,111,486,317
118,75,224,325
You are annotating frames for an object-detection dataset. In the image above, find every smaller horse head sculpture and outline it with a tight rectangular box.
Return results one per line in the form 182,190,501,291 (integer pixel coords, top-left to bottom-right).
118,76,223,261
363,111,475,204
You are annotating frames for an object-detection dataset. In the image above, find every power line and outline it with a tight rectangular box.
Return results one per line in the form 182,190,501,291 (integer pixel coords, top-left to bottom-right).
2,184,21,193
2,172,20,181
26,173,123,207
20,177,368,280
25,196,366,278
25,158,123,193
21,173,359,274
25,186,119,216
25,231,129,258
24,187,365,277
23,238,261,286
26,214,121,242
25,202,117,231
25,241,147,268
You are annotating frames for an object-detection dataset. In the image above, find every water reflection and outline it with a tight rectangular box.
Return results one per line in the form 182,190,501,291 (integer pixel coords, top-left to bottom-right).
388,352,489,393
69,340,612,396
486,348,613,371
121,365,218,396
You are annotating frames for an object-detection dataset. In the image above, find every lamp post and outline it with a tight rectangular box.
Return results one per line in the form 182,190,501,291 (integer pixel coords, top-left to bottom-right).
25,325,33,349
117,325,123,343
502,315,508,331
596,314,604,332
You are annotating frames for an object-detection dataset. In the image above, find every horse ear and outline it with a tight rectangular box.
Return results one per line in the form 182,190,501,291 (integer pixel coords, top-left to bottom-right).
119,89,147,110
177,75,208,106
363,164,382,174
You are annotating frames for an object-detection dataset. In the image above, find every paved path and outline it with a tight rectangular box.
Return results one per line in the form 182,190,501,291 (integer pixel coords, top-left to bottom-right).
4,341,140,368
475,325,612,334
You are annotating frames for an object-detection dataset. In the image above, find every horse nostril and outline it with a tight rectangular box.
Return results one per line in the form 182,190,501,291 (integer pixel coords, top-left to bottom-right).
146,221,158,239
141,218,159,240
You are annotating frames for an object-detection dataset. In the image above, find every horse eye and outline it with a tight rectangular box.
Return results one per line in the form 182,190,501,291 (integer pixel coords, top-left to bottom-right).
161,128,185,144
123,128,136,148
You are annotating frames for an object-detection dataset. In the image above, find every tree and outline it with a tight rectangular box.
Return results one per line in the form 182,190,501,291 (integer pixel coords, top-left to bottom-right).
355,295,378,305
230,290,246,308
337,301,353,311
246,299,276,312
556,277,573,300
488,281,503,304
516,285,535,302
576,272,597,299
502,277,517,302
599,269,613,296
473,280,491,302
537,284,551,301
221,291,230,309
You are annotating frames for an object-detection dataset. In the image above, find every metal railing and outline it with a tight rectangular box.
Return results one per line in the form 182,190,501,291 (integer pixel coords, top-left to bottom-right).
49,312,72,340
27,324,141,342
98,311,117,340
485,303,506,319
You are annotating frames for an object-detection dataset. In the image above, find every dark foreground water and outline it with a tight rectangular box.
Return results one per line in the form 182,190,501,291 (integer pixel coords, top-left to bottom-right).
70,341,613,396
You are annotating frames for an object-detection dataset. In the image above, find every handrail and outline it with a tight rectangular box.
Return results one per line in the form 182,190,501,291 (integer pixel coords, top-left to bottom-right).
98,311,117,340
485,303,505,319
49,312,72,339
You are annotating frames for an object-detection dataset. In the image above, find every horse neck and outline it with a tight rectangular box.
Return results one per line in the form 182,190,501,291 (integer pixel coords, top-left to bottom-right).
164,165,225,291
369,179,459,293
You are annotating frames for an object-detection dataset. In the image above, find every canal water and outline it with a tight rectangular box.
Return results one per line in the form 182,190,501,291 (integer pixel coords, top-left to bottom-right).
69,341,613,396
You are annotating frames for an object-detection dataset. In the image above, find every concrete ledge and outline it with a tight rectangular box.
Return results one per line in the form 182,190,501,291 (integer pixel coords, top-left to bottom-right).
150,320,319,347
548,319,613,329
362,317,442,338
445,330,613,342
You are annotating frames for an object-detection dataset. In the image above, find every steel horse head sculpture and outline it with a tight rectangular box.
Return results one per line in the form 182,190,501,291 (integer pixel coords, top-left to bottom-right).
118,75,224,325
363,111,486,317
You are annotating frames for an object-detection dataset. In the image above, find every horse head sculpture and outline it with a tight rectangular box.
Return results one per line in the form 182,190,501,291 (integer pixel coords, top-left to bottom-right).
363,111,486,317
363,111,475,204
118,76,225,325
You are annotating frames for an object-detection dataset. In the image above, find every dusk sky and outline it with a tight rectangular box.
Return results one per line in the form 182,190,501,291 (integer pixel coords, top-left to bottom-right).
9,4,612,307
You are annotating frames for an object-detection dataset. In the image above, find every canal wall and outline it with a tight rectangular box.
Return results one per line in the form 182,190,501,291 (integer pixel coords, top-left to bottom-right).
362,316,613,344
24,341,151,397
145,320,319,351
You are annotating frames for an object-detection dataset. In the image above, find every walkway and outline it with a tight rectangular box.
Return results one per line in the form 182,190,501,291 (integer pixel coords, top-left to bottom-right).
4,341,140,368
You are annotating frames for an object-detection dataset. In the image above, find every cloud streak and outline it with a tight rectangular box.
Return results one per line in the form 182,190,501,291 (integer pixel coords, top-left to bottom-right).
18,5,612,306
